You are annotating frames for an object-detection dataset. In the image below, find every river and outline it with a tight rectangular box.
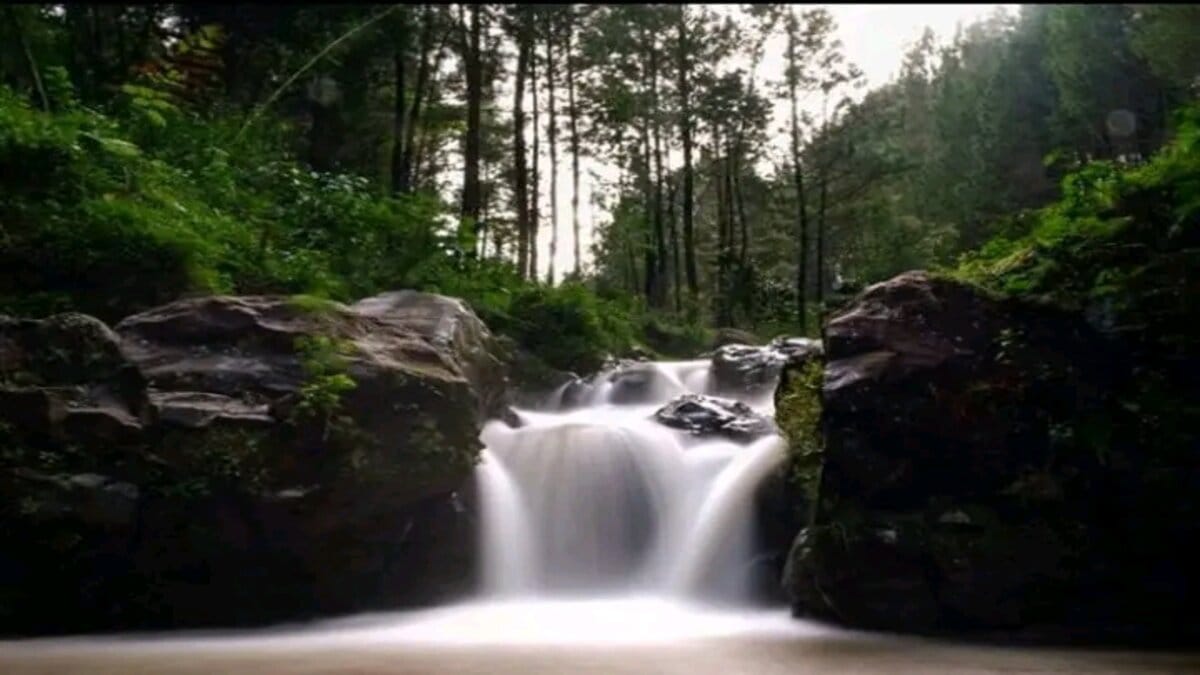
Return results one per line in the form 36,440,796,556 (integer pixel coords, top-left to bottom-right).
3,357,1198,673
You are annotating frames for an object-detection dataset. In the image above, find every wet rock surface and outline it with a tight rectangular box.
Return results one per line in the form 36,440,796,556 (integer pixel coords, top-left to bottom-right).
653,394,775,441
708,338,822,398
0,292,506,634
780,270,1200,642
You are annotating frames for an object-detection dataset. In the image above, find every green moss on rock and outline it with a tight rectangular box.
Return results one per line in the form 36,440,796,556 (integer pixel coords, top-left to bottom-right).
775,358,824,509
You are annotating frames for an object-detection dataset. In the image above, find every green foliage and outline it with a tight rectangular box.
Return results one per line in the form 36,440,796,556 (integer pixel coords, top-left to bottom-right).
952,102,1200,308
156,429,270,499
953,101,1200,466
0,82,452,321
777,359,824,508
639,314,712,359
1129,6,1200,92
493,282,636,373
288,294,343,317
292,335,357,436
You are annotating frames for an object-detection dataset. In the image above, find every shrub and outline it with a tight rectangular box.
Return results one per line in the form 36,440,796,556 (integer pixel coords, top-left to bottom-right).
500,282,634,374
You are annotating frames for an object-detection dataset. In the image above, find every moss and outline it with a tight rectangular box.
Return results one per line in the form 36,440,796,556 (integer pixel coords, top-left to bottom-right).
291,335,358,437
288,294,342,316
151,427,271,498
776,359,825,508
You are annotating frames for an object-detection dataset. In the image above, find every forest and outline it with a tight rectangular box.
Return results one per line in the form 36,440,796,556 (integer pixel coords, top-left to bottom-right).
1,2,1200,658
2,4,1196,370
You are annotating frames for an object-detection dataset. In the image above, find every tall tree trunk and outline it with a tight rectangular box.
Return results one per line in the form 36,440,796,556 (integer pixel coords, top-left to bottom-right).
734,150,749,266
389,22,408,195
626,238,641,295
640,117,657,302
5,6,49,112
816,142,828,311
714,131,730,325
460,5,483,237
398,6,435,194
649,37,667,308
545,15,559,286
667,172,682,314
415,30,451,190
479,161,490,259
512,16,531,280
566,16,582,277
787,17,810,332
723,135,737,327
676,8,698,307
530,42,540,281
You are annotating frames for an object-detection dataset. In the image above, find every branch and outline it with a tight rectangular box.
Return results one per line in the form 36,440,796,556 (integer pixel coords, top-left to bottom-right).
235,4,401,143
5,6,49,112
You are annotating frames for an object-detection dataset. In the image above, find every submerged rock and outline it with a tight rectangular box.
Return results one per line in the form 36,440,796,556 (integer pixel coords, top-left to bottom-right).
605,361,678,404
653,393,775,441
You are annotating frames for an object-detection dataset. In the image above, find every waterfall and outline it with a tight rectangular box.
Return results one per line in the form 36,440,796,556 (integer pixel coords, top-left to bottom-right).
476,358,786,604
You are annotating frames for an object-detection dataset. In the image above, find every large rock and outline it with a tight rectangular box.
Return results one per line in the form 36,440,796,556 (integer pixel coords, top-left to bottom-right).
780,271,1200,638
709,339,821,398
115,293,502,482
0,313,149,447
653,394,775,441
708,344,785,397
0,290,508,634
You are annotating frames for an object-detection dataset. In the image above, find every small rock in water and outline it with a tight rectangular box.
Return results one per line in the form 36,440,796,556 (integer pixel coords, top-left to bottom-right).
709,344,787,396
652,393,775,441
767,336,823,366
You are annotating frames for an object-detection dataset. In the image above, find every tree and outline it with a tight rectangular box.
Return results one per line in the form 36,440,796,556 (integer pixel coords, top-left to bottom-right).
564,6,584,277
507,6,533,279
544,8,560,285
675,5,699,306
459,4,483,235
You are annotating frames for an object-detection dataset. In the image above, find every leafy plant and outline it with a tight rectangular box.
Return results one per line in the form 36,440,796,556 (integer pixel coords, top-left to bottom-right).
292,335,358,442
777,359,825,508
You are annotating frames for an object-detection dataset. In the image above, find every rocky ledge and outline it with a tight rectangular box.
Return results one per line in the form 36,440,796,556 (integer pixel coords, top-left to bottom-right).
0,291,509,635
778,271,1200,643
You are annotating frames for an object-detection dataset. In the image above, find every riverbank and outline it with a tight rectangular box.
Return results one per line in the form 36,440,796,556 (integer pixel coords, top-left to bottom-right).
4,608,1199,675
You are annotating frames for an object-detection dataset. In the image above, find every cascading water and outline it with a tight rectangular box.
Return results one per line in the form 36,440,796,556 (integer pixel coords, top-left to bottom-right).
476,357,787,605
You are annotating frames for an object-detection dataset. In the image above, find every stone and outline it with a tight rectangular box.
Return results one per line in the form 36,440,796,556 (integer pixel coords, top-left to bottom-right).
653,393,775,441
778,270,1143,635
709,344,786,397
0,313,149,447
0,290,511,633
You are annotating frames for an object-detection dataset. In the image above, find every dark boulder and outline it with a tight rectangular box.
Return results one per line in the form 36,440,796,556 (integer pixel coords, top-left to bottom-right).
0,313,149,447
0,290,508,634
785,518,941,630
653,393,775,441
709,338,821,398
779,271,1200,638
708,344,785,397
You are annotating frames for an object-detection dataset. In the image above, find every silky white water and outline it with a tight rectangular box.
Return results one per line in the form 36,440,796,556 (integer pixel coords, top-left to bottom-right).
476,358,786,605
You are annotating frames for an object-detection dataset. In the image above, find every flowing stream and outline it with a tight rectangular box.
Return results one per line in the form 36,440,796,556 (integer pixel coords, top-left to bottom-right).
477,358,784,602
4,357,1200,673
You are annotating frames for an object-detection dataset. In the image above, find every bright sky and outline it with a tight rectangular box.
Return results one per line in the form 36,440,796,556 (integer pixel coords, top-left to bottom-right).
522,4,1018,280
